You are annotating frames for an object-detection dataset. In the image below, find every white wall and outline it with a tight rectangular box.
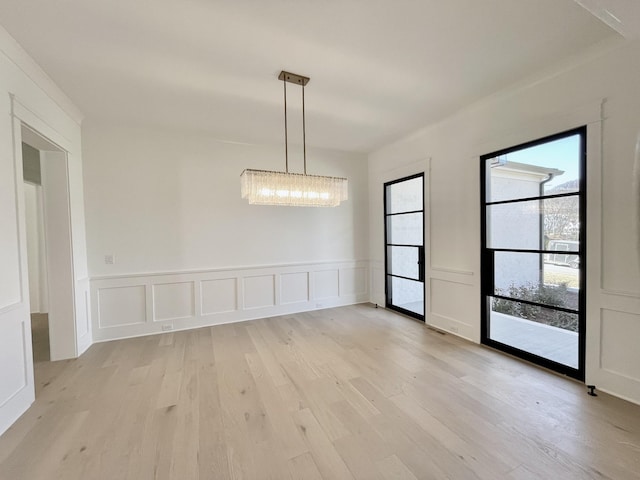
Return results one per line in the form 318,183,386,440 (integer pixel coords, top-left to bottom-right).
83,123,369,340
369,39,640,404
0,25,87,436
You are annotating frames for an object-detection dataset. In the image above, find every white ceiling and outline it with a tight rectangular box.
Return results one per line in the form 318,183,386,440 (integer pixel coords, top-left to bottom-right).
0,0,628,152
574,0,640,39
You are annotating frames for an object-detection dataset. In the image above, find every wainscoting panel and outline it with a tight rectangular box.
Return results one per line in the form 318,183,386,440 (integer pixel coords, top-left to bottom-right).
243,275,276,310
340,267,368,296
0,303,34,436
0,306,28,408
429,277,475,340
369,260,385,307
91,260,369,342
152,282,195,322
280,272,309,305
600,309,640,382
76,277,92,355
313,269,340,300
201,278,237,315
97,285,147,328
587,287,640,405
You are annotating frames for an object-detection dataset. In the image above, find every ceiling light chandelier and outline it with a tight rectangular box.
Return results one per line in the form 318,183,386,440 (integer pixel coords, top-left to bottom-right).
240,71,348,207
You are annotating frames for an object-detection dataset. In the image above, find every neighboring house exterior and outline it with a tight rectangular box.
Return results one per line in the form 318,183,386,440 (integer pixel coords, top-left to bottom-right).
488,160,565,293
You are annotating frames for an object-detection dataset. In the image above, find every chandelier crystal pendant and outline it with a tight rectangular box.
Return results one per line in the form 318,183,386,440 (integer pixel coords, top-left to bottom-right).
240,71,348,207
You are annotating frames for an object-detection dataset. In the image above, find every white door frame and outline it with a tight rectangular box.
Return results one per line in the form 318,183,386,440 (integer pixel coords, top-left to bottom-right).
0,96,81,435
19,123,78,363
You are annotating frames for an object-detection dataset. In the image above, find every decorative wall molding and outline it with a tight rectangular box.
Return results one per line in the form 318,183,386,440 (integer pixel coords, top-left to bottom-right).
595,308,640,404
75,277,91,355
12,96,73,153
90,259,367,281
0,302,23,316
430,267,475,286
600,289,640,300
0,303,34,435
91,260,369,342
428,277,476,341
430,266,474,276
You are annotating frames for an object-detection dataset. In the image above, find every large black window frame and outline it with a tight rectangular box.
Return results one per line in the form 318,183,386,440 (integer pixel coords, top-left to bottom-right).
384,173,426,321
480,127,587,381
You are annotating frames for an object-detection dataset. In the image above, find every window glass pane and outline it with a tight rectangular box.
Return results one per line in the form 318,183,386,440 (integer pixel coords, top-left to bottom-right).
487,196,579,250
387,212,423,245
387,246,419,280
486,134,581,203
389,276,423,315
494,252,579,309
489,297,578,368
387,176,423,214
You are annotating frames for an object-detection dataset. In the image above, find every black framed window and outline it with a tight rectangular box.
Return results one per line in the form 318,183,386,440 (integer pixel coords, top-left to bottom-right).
384,173,425,320
481,127,586,380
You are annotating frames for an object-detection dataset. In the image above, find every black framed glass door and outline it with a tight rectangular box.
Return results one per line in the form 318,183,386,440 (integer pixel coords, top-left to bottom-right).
384,173,425,320
481,127,586,380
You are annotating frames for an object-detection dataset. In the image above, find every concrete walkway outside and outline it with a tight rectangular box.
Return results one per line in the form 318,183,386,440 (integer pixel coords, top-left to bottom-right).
490,311,578,368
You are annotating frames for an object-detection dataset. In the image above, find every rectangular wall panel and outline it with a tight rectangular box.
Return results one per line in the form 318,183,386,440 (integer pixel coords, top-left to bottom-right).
76,284,89,338
340,267,367,296
0,303,34,438
152,282,195,321
98,285,147,327
430,278,474,327
280,272,309,305
314,270,340,300
601,309,640,381
243,275,275,309
201,278,237,315
0,166,21,310
0,311,27,407
370,262,385,305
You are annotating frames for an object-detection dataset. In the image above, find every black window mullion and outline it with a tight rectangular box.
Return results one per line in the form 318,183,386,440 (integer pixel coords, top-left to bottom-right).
491,294,579,315
387,273,421,282
386,209,423,217
387,243,423,248
486,191,579,206
488,247,582,255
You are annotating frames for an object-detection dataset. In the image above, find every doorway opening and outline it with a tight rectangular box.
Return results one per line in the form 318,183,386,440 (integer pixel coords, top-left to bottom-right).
22,141,50,362
480,127,586,380
384,173,425,321
20,125,75,366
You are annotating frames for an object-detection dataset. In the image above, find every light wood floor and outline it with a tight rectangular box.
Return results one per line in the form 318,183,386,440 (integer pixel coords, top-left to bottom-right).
1,304,639,479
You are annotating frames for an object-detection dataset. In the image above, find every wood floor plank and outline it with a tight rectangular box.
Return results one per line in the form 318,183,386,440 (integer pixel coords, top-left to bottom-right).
245,351,309,460
168,359,199,480
1,304,639,479
376,454,419,480
328,400,392,461
333,434,384,480
197,362,231,480
291,408,354,480
288,452,324,480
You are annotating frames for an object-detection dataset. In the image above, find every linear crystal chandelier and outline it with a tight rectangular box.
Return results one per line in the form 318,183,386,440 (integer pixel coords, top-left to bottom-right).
240,71,348,207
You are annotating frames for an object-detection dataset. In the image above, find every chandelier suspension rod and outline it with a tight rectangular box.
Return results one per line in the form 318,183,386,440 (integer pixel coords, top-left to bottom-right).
302,83,307,175
283,77,289,173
